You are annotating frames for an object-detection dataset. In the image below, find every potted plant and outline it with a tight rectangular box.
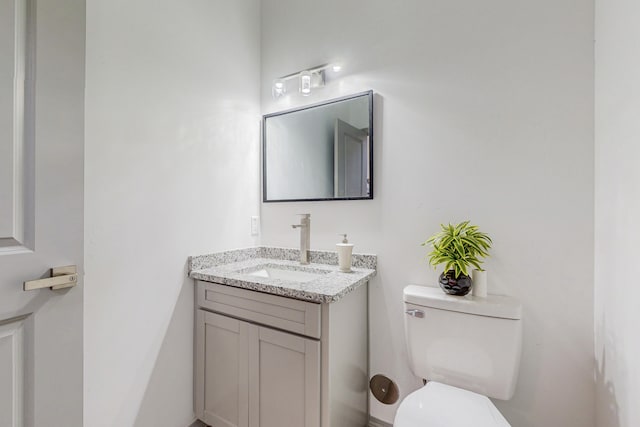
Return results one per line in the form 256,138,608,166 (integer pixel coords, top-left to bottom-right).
422,221,492,296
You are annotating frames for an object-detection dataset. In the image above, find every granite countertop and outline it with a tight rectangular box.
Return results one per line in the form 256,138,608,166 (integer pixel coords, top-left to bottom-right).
188,246,377,304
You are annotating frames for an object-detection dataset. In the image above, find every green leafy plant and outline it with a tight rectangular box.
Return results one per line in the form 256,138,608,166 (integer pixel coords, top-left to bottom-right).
422,221,492,278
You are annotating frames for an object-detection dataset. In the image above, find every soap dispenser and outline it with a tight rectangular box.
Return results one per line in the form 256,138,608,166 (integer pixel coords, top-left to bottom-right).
337,234,354,273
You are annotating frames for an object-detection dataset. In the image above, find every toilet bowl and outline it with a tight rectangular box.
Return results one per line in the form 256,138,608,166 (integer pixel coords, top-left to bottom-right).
397,285,522,426
394,381,510,427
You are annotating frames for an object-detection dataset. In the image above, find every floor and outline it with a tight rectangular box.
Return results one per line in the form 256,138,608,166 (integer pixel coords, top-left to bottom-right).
189,418,393,427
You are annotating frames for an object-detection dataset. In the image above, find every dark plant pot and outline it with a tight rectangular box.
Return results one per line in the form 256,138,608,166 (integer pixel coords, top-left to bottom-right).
439,270,473,296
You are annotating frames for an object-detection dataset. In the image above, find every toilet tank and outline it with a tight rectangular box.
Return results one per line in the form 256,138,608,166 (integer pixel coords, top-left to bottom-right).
403,285,522,400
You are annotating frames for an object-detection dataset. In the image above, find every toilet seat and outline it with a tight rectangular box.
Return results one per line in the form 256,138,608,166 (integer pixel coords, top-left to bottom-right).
394,382,511,427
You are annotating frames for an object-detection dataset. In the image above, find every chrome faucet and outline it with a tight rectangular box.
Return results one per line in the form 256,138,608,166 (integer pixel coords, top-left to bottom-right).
291,214,311,265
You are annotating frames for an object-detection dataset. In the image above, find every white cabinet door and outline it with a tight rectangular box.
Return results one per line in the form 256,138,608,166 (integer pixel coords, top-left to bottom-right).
0,1,84,426
249,326,320,427
197,310,250,427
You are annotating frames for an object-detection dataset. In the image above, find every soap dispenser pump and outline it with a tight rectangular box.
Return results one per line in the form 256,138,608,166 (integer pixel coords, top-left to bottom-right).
337,234,354,273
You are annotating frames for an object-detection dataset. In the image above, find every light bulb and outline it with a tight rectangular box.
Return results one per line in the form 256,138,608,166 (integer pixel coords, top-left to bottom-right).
272,79,286,98
332,64,342,72
299,71,312,96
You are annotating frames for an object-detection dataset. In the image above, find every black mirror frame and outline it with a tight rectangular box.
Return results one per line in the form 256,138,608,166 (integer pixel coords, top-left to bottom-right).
262,90,374,203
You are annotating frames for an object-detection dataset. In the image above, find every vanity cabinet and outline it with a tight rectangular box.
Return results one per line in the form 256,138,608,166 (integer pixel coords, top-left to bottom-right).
195,280,368,427
196,310,320,427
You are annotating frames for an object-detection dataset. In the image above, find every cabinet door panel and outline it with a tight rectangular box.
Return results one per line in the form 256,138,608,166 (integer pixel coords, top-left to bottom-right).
198,310,249,427
250,326,320,427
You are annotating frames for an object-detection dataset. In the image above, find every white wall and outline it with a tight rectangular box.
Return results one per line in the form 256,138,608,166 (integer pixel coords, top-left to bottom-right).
84,1,261,426
594,1,640,426
260,1,595,425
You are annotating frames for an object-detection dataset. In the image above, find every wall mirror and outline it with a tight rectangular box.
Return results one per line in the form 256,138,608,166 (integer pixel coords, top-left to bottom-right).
263,91,373,202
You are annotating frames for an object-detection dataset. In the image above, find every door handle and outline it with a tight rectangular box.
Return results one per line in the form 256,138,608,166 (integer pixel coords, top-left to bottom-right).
23,265,78,291
405,309,425,318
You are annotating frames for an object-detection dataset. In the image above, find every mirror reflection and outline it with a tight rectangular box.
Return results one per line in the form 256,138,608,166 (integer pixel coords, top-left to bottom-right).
263,91,373,202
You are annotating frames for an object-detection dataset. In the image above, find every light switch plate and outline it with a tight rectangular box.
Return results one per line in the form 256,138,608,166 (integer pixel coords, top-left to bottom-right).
251,216,259,235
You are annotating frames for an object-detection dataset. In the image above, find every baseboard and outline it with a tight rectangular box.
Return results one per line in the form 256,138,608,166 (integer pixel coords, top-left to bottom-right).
369,416,393,427
191,416,388,427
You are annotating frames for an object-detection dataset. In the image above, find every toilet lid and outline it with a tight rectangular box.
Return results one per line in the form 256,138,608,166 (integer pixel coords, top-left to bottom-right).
394,382,511,427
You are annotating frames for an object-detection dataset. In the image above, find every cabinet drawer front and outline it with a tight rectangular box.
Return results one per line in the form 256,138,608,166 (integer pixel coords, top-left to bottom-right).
197,281,321,339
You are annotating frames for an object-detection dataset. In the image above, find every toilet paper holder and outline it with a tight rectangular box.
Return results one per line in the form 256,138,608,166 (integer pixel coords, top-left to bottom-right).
369,374,399,405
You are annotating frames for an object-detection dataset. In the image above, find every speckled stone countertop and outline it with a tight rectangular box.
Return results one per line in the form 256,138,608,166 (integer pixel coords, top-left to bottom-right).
188,247,377,303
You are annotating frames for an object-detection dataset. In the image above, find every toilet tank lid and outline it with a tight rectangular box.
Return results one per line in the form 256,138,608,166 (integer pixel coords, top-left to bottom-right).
404,285,522,320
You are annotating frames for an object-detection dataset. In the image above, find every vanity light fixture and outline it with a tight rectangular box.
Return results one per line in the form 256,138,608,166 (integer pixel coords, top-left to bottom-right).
271,63,342,99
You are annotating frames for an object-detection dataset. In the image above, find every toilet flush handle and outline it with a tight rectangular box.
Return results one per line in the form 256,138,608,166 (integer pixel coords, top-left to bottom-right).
405,309,424,318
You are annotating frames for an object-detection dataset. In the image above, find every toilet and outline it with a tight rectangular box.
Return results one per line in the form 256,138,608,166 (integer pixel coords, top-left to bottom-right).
395,285,522,426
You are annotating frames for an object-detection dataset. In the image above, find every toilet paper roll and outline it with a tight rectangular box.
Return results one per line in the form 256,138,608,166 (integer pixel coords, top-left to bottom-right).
472,269,488,298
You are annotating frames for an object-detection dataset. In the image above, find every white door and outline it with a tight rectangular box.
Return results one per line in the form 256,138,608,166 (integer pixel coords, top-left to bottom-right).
334,119,369,198
0,1,84,426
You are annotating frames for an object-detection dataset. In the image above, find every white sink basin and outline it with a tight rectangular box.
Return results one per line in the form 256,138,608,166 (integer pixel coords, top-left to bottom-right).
247,266,327,283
